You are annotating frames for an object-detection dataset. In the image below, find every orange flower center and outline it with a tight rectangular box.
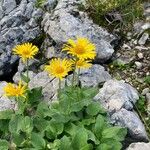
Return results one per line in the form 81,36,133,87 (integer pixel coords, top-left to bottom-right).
75,45,85,55
55,66,65,74
22,50,30,56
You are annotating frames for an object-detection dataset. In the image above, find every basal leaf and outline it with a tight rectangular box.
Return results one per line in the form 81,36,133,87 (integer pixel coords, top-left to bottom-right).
0,139,9,150
46,120,64,140
12,133,25,147
28,87,42,105
59,136,72,150
86,102,106,116
20,116,33,134
31,132,46,149
94,115,106,140
9,115,23,134
36,102,50,118
101,126,127,142
0,109,14,120
71,128,91,150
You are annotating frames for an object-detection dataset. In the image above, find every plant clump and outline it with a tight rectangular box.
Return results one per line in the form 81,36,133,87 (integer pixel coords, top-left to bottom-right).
0,37,127,149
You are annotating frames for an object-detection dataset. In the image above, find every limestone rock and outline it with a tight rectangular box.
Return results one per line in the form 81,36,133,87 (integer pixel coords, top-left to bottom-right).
111,109,148,141
94,80,139,112
0,0,44,77
138,33,149,45
42,0,116,63
29,71,64,103
126,142,150,150
95,79,148,141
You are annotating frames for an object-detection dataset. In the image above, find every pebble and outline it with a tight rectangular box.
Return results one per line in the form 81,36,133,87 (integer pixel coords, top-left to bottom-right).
142,88,150,95
122,44,131,50
146,93,150,103
138,32,149,45
135,61,142,69
137,52,144,59
135,46,149,51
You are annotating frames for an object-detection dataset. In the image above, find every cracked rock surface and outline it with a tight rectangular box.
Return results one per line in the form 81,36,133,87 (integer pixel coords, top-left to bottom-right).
0,0,43,77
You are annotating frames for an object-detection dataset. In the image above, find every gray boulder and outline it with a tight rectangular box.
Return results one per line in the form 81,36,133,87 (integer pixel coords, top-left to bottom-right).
66,64,111,87
111,109,148,141
126,142,150,150
29,71,64,103
0,0,44,77
42,0,116,63
95,80,139,112
95,80,148,141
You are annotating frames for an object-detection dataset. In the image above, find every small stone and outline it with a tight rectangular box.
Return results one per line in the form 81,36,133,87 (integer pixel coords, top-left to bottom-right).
135,46,149,51
122,44,131,50
138,32,149,45
126,142,150,150
141,23,150,31
133,40,138,45
135,61,142,69
142,88,150,95
146,93,150,103
127,32,132,40
137,52,144,59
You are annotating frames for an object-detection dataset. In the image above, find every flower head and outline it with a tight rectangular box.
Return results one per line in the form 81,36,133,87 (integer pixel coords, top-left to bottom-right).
45,58,73,80
76,59,92,69
13,43,39,62
62,37,96,60
3,81,26,98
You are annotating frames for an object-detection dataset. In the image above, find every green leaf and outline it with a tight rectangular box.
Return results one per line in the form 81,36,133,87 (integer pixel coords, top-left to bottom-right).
81,118,95,126
97,140,122,150
59,87,98,114
0,120,9,134
86,130,100,145
0,139,9,150
36,102,50,118
47,139,60,150
21,73,30,83
33,117,49,133
65,123,78,136
144,75,150,84
9,115,23,134
28,87,42,105
46,120,64,140
16,100,26,115
86,102,106,116
20,116,33,134
0,110,14,120
94,115,106,140
12,133,25,147
31,132,46,149
59,136,72,150
101,126,127,142
71,128,92,150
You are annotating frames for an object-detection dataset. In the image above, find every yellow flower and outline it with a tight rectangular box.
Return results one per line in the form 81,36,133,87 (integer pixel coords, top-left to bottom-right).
76,59,92,69
3,81,26,98
45,58,73,80
62,37,96,60
13,43,39,62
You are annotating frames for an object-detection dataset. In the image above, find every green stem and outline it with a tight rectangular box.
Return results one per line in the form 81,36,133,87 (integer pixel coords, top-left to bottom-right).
58,79,61,99
72,60,77,87
77,68,80,86
26,59,29,86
